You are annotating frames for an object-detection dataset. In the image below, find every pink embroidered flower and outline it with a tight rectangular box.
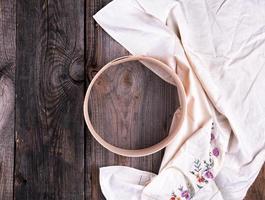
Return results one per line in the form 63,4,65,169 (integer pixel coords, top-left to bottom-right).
212,147,220,157
204,170,214,179
181,190,191,200
197,175,205,183
170,194,177,200
170,193,181,200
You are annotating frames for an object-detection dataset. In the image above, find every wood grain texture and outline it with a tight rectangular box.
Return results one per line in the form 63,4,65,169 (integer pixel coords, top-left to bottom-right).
85,1,179,199
15,0,84,199
89,63,179,149
0,0,264,199
0,0,16,199
245,165,265,200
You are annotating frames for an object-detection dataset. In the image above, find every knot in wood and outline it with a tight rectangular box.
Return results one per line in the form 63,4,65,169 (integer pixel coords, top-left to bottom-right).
69,57,84,82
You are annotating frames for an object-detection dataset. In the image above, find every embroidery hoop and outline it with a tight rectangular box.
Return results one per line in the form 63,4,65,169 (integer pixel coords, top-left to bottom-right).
83,55,187,157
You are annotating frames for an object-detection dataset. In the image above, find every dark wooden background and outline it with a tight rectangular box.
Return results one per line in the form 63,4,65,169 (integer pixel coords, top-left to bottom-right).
0,0,264,199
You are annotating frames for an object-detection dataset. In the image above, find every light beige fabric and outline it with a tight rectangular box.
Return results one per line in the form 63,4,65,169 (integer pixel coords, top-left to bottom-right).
93,0,265,199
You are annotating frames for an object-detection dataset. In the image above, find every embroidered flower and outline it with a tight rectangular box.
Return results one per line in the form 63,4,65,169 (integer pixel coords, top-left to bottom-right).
181,190,191,200
170,186,193,200
170,123,221,198
196,175,205,183
170,193,177,200
212,147,220,157
170,193,181,200
190,158,214,189
204,170,214,179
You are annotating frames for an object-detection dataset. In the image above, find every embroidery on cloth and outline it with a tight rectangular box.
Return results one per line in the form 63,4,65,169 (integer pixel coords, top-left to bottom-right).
190,156,214,189
210,122,220,157
190,122,219,189
169,122,221,199
169,185,192,200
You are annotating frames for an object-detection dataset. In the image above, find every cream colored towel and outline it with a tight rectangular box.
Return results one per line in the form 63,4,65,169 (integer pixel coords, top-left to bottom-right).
94,0,265,199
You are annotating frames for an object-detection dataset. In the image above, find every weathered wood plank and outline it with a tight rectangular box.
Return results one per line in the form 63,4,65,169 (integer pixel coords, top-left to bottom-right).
4,0,263,200
0,0,16,199
85,1,179,199
245,165,265,200
15,0,84,199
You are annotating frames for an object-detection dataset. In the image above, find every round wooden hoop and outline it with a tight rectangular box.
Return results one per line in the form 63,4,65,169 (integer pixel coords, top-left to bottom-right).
83,55,187,157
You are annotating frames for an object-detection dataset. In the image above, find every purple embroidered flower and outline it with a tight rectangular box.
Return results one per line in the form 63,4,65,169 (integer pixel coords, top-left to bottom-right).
181,190,191,200
212,147,220,157
204,170,214,179
211,133,215,141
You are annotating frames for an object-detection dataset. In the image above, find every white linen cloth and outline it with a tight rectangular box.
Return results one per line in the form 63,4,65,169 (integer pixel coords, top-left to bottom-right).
93,0,265,199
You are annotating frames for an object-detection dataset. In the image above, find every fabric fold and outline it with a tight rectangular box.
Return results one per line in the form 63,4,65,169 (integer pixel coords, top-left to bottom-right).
93,0,265,199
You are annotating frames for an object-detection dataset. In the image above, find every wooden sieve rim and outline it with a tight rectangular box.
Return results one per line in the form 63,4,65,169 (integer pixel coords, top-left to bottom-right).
83,55,187,157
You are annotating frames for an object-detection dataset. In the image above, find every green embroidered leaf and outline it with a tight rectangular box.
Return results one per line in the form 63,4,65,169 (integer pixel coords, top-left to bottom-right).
194,163,201,170
197,184,203,189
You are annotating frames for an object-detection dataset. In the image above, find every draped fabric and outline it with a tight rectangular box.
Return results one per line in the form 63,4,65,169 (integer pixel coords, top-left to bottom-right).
93,0,265,199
